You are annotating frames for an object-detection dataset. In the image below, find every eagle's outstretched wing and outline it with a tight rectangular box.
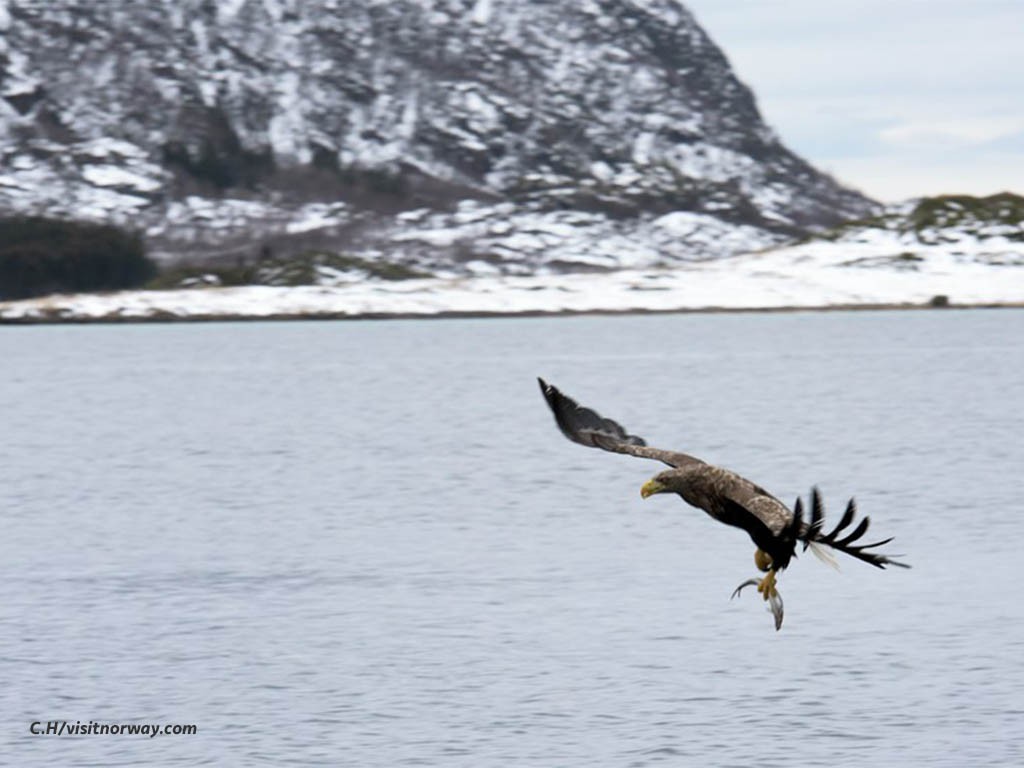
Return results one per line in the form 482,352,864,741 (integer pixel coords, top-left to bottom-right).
538,378,701,468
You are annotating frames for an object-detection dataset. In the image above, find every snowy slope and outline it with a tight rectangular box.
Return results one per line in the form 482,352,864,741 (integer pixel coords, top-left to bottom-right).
4,213,1021,321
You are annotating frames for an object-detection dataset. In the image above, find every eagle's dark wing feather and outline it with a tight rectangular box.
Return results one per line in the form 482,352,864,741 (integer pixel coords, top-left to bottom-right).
719,497,788,551
538,378,698,468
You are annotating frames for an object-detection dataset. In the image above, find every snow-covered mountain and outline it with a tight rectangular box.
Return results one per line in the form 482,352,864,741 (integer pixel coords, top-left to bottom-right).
0,0,878,277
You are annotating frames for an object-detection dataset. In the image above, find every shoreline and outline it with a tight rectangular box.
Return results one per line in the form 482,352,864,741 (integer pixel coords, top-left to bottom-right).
2,299,1022,326
3,247,1022,325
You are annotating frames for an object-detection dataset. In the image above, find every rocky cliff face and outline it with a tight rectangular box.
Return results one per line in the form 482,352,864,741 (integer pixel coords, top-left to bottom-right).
0,0,877,277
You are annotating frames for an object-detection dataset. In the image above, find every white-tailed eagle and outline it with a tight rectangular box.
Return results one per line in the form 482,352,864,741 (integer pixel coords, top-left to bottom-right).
539,378,909,630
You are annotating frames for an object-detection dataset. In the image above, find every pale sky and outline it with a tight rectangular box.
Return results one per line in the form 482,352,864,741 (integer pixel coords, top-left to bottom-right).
683,0,1024,202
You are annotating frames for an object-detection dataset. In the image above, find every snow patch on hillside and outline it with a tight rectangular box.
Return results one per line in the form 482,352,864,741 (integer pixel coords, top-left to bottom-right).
3,229,1020,322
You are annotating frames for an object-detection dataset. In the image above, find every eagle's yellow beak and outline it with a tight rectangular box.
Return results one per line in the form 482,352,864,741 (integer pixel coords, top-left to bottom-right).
640,478,666,499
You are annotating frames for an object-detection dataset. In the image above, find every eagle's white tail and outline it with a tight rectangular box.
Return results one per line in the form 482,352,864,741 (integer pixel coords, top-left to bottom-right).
808,540,840,570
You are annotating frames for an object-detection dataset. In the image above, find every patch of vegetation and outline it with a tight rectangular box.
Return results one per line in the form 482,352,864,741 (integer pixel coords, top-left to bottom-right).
337,165,409,197
357,258,429,281
0,217,155,300
147,250,428,290
146,264,252,290
908,193,1024,233
811,211,901,241
805,193,1024,245
163,139,275,190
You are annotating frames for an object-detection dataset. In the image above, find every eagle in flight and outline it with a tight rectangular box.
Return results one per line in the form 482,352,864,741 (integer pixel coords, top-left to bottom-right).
538,378,908,630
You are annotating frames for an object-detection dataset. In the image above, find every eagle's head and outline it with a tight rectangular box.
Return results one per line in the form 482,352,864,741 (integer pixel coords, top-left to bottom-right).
640,470,681,499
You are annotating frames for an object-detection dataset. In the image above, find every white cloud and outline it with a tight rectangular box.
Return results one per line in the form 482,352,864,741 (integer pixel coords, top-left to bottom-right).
879,117,1024,147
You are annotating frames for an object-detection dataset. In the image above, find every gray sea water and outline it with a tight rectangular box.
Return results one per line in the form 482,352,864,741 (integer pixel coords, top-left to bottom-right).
2,310,1023,766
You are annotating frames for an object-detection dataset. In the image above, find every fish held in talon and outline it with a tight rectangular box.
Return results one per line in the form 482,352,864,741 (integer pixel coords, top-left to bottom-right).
538,377,909,631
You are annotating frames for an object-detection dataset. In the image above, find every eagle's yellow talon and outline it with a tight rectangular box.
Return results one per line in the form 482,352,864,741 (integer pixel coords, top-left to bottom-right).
754,548,773,572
